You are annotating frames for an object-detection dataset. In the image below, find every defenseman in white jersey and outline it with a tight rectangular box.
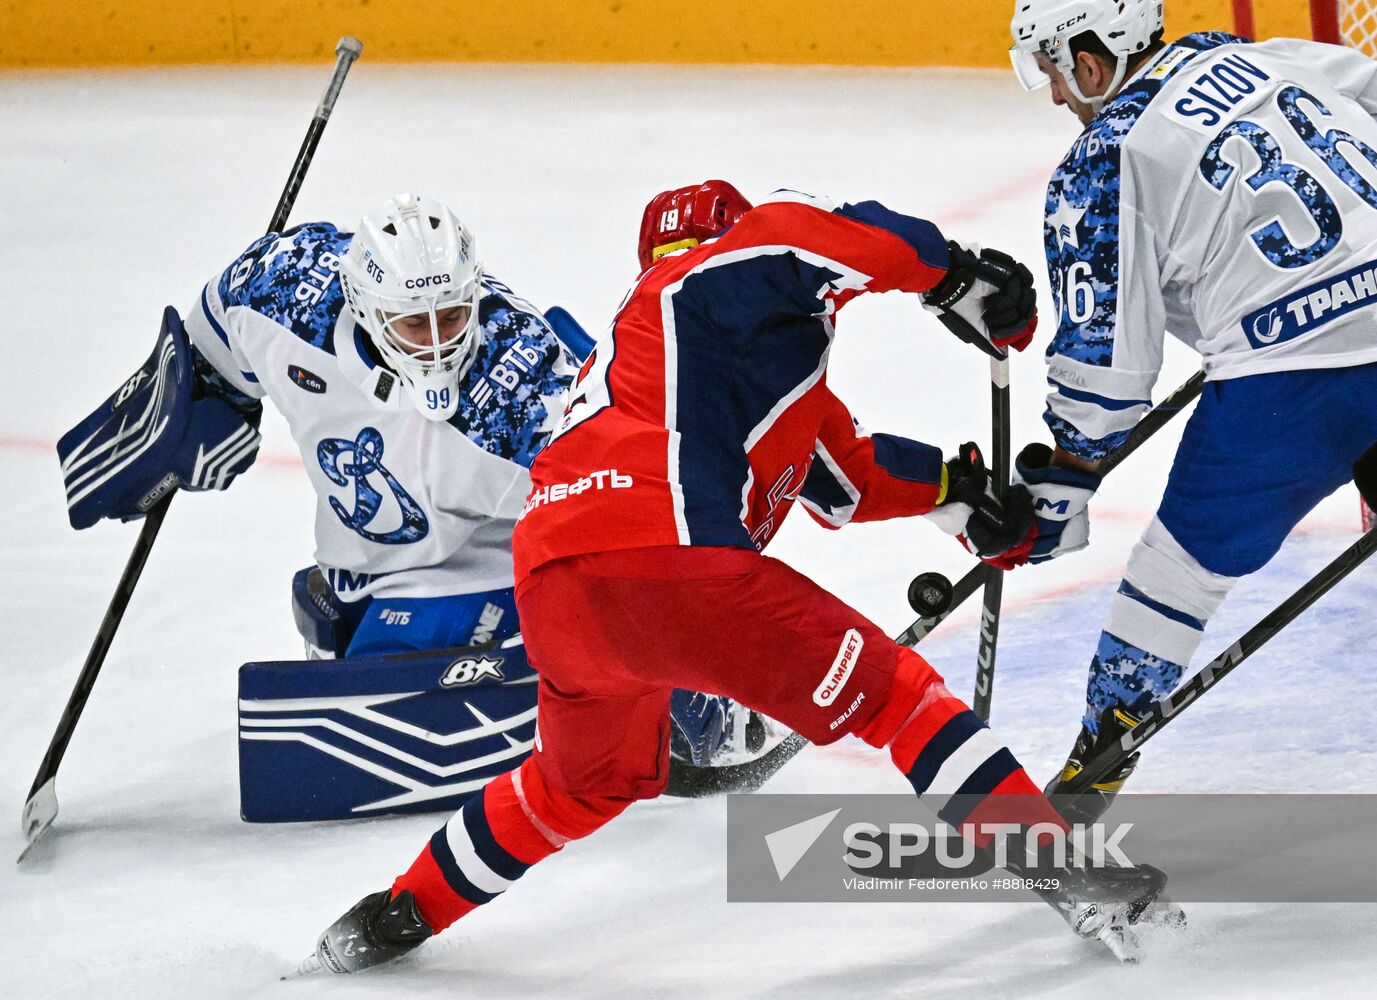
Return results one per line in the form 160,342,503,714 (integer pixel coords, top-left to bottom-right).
1003,1,1377,813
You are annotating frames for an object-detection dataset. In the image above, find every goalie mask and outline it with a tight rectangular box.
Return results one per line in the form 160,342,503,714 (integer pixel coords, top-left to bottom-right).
1010,0,1164,109
340,194,483,421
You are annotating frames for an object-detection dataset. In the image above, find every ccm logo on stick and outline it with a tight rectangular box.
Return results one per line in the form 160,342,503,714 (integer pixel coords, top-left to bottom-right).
814,629,863,706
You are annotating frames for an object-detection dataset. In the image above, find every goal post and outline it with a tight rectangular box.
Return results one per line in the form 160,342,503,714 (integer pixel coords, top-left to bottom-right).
1312,1,1341,45
1232,3,1370,53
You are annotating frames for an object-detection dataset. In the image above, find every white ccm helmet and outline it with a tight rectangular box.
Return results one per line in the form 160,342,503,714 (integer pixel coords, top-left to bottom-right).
1010,0,1164,108
340,193,483,421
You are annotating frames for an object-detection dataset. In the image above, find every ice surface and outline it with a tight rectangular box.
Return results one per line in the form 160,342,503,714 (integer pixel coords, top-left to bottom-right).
2,62,1374,998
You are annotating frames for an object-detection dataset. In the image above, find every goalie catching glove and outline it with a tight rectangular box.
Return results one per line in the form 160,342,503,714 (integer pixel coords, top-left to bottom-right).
922,242,1037,357
924,442,1035,562
58,307,262,530
981,442,1102,570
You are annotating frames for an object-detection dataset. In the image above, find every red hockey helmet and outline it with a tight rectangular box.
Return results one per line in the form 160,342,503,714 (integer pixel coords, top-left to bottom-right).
637,180,753,271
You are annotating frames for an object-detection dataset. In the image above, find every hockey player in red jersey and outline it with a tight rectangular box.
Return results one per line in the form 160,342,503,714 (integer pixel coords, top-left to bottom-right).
299,181,1174,974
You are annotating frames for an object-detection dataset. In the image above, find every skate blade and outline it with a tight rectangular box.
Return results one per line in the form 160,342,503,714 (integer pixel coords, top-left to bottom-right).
17,780,58,864
1098,924,1142,963
281,952,324,980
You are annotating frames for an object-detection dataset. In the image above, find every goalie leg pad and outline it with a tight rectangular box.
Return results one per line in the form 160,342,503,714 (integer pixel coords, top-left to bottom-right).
238,637,535,822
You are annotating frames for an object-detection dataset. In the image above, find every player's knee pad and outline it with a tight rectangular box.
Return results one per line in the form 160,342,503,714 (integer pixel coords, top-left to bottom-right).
855,649,944,750
290,566,364,659
238,635,535,822
1105,517,1239,667
513,754,635,842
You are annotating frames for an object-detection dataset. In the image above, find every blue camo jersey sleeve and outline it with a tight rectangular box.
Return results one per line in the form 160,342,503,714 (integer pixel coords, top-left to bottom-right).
1043,32,1245,462
214,222,348,352
186,222,349,400
447,276,579,469
1043,103,1158,462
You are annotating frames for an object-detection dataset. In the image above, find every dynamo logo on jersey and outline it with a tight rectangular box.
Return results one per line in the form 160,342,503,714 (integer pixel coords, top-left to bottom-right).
317,427,429,544
1241,256,1377,350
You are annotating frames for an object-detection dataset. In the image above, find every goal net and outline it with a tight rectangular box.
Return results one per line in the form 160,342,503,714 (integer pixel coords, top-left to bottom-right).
1325,1,1377,56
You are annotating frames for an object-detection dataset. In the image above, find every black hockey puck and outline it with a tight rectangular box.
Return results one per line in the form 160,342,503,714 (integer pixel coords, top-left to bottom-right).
908,572,954,618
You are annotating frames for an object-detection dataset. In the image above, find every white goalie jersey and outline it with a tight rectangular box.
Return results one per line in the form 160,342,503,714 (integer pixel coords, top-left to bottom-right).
1043,31,1377,460
183,222,579,601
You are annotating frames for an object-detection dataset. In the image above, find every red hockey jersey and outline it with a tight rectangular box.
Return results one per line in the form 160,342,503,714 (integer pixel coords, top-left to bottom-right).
513,191,960,581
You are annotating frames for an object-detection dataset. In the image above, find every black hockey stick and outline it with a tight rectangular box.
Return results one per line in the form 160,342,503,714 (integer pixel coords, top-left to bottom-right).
18,36,364,863
665,732,809,798
971,355,1011,720
1063,438,1377,794
895,369,1208,650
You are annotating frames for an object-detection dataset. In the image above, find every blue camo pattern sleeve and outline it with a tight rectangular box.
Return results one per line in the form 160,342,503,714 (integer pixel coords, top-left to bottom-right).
1043,32,1244,462
214,222,349,354
447,276,578,469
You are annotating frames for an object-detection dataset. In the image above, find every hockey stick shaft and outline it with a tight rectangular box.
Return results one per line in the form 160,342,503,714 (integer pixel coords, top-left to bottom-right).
895,369,1207,649
1064,520,1377,794
972,356,1010,720
1096,369,1205,477
20,37,364,860
269,37,363,234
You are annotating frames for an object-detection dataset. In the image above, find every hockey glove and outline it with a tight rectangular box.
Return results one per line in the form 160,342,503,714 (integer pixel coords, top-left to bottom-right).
58,307,262,530
924,442,1035,563
993,442,1102,569
922,242,1038,357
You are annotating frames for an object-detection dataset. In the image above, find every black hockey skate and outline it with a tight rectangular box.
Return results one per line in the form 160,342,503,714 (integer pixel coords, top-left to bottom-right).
1045,705,1143,826
291,888,433,976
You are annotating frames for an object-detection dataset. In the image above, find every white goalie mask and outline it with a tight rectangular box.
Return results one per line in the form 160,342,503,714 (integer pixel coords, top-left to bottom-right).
1010,0,1164,108
340,193,483,421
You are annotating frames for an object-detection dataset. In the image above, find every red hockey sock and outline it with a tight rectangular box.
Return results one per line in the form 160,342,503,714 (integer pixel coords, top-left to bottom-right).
858,650,1067,845
393,757,631,932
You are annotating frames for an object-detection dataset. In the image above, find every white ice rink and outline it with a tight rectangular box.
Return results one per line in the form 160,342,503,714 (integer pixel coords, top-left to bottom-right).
2,61,1375,998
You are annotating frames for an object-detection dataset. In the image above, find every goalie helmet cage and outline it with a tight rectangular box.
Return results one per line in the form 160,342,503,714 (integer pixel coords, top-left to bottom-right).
1232,1,1377,530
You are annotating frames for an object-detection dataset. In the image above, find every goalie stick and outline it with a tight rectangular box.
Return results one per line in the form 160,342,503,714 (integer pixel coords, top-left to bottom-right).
1063,437,1377,794
896,369,1208,649
18,36,364,864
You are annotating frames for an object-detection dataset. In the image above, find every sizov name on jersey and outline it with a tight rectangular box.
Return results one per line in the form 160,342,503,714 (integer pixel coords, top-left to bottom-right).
1241,255,1377,350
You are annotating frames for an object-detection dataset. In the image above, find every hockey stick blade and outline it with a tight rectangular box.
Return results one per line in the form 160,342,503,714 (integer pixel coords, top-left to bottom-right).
1065,523,1377,794
17,779,57,863
665,732,808,798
